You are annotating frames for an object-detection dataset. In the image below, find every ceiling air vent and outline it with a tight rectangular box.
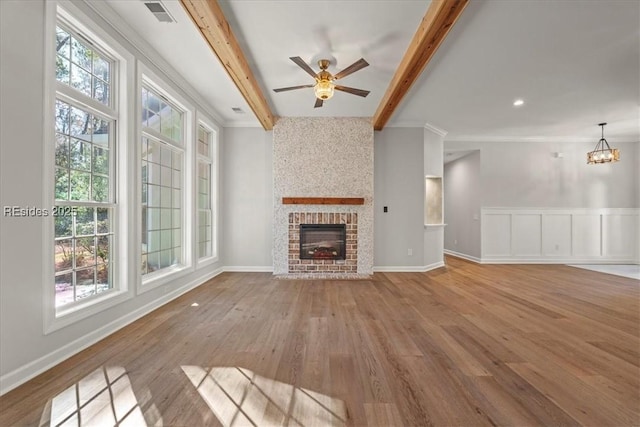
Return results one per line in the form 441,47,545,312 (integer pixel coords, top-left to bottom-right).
142,1,176,23
231,107,245,114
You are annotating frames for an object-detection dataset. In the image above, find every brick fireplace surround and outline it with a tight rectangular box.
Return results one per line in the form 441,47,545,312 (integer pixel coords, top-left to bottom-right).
288,212,357,274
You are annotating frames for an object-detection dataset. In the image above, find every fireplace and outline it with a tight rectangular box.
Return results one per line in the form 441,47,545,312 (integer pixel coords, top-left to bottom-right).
299,224,346,260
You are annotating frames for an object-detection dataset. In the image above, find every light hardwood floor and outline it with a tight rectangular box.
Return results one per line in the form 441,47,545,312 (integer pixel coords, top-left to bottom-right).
1,256,639,426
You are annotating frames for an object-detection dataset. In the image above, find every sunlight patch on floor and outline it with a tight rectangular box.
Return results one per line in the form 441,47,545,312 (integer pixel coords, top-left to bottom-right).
39,366,148,427
182,366,346,427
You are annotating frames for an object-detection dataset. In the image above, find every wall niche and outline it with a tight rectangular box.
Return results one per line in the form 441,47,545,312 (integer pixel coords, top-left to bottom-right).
425,176,443,225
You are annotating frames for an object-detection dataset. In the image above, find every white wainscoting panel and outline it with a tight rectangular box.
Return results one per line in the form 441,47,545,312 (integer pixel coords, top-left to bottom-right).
512,214,542,256
572,215,601,257
541,214,572,256
482,213,511,257
603,213,638,258
481,208,639,264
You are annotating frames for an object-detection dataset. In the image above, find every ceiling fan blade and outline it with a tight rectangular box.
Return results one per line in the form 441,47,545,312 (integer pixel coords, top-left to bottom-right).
290,56,317,78
273,84,314,93
335,85,370,97
314,98,324,108
333,58,369,80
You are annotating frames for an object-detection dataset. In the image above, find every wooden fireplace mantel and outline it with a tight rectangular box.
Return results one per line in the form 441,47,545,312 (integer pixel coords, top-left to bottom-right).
282,197,365,205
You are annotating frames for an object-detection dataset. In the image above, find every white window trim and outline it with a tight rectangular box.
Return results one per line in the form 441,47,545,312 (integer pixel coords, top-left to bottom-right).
43,1,135,334
195,113,220,267
137,63,194,294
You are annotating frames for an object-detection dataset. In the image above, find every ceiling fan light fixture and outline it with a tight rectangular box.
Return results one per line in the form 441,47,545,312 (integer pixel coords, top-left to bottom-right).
314,79,335,100
587,122,620,164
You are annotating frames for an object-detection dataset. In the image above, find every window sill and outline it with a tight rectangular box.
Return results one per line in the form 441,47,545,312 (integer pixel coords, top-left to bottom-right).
46,288,132,334
139,264,191,294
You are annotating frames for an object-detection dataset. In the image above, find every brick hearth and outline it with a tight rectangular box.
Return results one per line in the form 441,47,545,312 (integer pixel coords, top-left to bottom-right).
288,212,357,273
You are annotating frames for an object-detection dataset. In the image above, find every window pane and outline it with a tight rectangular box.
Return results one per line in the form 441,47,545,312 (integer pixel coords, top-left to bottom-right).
93,54,110,82
55,272,74,307
92,146,109,175
55,134,70,168
55,239,73,273
70,139,91,171
55,168,69,200
96,208,110,233
92,176,108,202
92,79,109,105
71,37,92,71
198,125,210,156
197,158,213,260
56,27,71,58
55,100,70,134
76,236,96,268
56,29,111,105
75,207,95,236
69,170,90,201
70,107,91,140
97,235,109,264
55,214,73,238
141,134,182,275
71,64,92,98
141,86,183,144
56,56,70,85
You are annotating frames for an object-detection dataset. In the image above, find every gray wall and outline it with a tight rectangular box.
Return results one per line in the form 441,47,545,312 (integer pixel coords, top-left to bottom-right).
221,128,273,268
374,128,425,267
447,140,639,209
443,151,482,258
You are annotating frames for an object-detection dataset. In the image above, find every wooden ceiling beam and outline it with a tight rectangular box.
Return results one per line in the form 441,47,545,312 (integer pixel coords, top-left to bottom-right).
372,0,469,131
180,0,277,130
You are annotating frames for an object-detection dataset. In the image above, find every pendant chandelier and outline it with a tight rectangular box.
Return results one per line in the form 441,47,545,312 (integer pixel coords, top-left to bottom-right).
587,123,620,164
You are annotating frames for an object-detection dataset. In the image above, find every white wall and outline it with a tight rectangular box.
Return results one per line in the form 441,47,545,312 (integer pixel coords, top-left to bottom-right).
423,127,446,269
374,128,425,268
444,151,482,260
0,0,223,394
221,128,273,270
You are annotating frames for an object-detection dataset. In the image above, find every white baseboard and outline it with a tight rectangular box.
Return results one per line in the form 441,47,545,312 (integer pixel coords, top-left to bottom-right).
479,258,639,264
444,249,638,265
223,266,274,272
444,249,481,263
0,267,223,396
374,261,445,272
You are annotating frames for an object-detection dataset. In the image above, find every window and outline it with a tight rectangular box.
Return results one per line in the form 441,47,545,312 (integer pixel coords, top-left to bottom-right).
197,125,214,260
53,24,116,308
56,25,111,106
141,85,184,277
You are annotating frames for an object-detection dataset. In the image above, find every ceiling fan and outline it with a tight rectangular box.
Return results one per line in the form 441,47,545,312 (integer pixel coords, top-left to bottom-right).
273,56,370,108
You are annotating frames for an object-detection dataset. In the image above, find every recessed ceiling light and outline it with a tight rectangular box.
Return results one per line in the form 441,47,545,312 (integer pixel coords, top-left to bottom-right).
513,99,524,107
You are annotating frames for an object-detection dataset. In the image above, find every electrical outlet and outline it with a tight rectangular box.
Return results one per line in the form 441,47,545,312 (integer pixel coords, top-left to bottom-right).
408,248,413,256
454,239,458,245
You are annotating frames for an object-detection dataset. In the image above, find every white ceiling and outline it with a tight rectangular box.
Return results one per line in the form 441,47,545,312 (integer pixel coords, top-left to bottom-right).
105,0,639,141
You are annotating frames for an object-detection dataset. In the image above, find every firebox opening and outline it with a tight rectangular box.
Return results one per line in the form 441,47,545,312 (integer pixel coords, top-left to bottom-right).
299,224,346,260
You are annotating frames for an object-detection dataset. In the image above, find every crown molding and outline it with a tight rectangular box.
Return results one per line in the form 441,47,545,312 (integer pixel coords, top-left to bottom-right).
424,122,448,137
445,134,639,143
223,120,264,128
